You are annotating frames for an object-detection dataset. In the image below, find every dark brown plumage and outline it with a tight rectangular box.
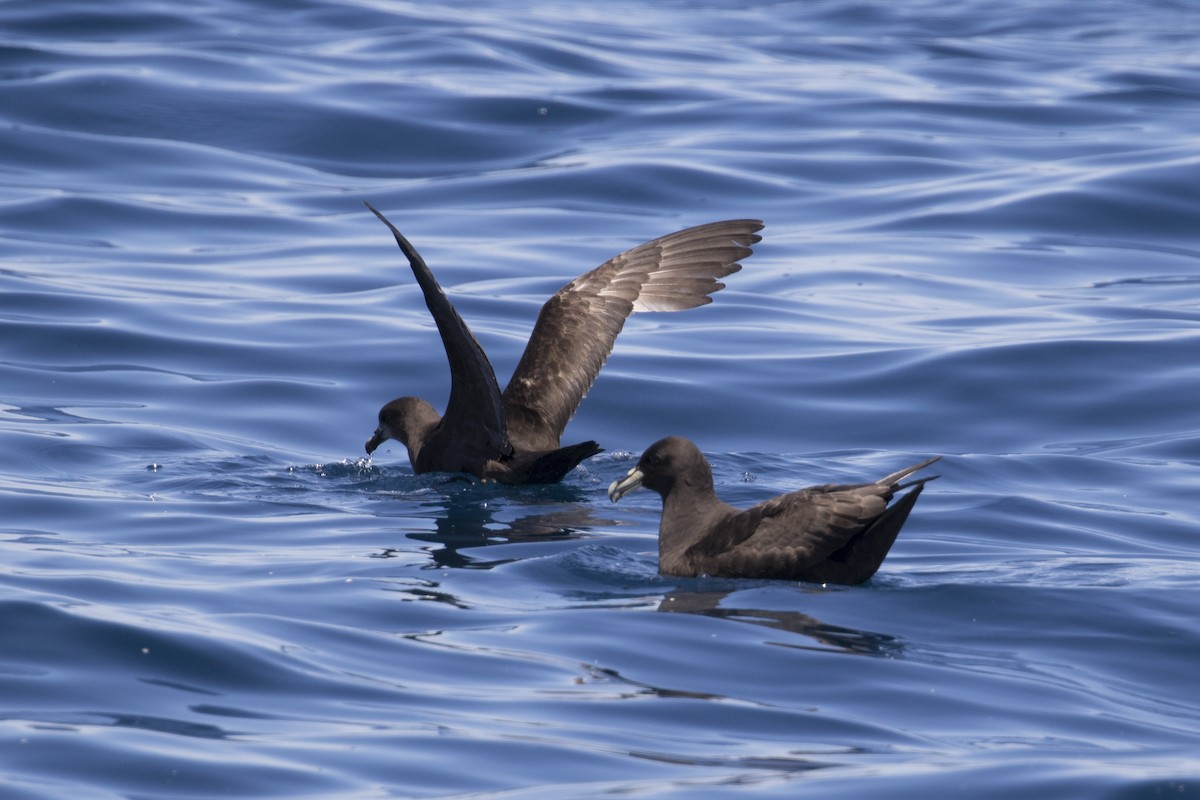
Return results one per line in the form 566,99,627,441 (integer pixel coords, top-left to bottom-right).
608,436,940,584
363,205,763,484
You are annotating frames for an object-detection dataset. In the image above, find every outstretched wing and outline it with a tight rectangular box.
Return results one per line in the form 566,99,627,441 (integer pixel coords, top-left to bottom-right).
502,219,763,451
366,203,511,460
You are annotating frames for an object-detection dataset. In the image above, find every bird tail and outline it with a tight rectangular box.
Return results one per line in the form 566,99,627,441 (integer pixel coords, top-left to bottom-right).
523,441,604,484
880,455,941,491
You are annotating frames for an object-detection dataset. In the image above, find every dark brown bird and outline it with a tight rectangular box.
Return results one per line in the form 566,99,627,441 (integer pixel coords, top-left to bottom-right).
363,205,763,484
608,436,940,584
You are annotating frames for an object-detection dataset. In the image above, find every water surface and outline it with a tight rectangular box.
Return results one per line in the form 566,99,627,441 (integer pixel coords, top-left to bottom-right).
2,1,1199,797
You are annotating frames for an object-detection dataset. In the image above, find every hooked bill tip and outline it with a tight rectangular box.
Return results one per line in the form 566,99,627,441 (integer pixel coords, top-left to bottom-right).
607,467,643,503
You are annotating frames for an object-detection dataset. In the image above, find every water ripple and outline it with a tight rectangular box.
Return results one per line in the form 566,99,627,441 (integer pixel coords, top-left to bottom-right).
2,1,1199,797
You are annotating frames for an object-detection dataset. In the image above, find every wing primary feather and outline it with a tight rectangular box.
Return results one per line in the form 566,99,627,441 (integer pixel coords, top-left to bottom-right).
365,202,512,459
502,219,763,451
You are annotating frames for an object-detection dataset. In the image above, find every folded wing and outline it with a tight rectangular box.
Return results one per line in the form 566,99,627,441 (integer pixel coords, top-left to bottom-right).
691,456,942,578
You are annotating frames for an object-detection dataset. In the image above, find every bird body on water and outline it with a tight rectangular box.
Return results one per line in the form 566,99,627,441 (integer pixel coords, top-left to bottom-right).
609,436,940,584
363,204,763,484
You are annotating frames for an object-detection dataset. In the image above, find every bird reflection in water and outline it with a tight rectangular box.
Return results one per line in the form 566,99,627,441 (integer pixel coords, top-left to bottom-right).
657,589,903,658
370,483,615,570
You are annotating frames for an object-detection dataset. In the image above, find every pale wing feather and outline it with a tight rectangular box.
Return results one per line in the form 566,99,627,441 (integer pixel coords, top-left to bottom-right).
502,219,763,451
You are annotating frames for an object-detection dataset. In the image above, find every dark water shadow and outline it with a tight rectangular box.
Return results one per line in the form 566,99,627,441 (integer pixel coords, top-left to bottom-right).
370,479,617,570
657,589,905,658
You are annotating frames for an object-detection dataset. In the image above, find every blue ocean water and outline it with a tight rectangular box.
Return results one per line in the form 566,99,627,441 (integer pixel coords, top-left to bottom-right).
2,0,1199,797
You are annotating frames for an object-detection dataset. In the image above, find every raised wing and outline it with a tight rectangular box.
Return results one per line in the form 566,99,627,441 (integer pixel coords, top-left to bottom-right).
366,203,512,460
502,219,763,451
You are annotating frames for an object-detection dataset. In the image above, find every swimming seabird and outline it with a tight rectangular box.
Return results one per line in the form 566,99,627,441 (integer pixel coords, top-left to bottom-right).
608,436,940,584
363,205,763,484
